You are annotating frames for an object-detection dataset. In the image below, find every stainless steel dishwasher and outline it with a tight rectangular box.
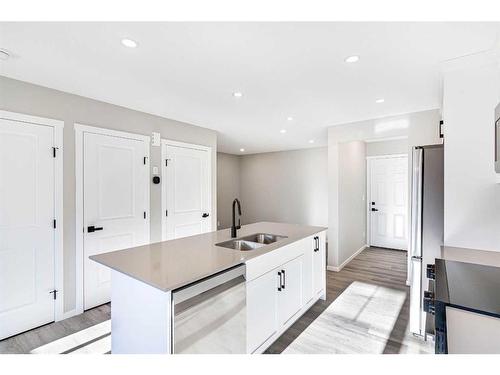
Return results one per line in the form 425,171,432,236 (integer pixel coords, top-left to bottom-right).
171,264,246,354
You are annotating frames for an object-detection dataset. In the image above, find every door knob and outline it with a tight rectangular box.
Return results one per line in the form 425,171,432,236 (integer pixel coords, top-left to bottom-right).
202,213,209,218
87,225,104,233
371,208,378,212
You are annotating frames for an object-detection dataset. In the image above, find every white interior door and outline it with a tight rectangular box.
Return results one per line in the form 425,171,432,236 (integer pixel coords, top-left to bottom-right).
163,143,211,240
369,155,408,250
0,119,55,339
83,131,149,310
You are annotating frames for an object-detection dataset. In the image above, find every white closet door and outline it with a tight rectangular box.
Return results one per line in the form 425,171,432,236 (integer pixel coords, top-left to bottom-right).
164,144,211,240
0,119,55,339
369,156,408,250
83,132,149,310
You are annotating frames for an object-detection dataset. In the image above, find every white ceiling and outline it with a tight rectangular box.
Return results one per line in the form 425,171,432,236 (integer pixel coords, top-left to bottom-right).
1,22,499,154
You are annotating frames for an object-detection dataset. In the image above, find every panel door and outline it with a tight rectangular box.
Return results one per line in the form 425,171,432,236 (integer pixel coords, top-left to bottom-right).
83,132,149,310
0,119,55,339
246,269,278,353
164,144,211,240
369,156,408,250
277,256,303,327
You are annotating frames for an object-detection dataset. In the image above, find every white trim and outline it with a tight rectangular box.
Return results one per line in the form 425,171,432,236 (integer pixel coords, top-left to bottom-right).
0,110,66,322
74,123,150,314
161,139,213,241
0,110,64,128
366,154,409,248
327,245,368,272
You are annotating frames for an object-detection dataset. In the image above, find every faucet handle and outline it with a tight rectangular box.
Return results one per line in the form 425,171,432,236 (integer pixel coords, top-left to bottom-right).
237,218,241,229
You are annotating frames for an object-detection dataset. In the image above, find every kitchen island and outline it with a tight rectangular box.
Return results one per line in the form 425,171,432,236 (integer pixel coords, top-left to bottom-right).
91,222,327,354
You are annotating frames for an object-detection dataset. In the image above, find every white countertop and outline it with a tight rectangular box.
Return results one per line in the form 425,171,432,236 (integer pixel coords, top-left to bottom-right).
90,222,326,292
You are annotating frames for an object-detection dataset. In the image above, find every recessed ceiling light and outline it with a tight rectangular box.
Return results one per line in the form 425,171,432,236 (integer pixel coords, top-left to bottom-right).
280,129,287,134
287,116,294,121
0,49,10,61
308,139,315,144
121,38,138,48
233,92,243,98
239,148,245,152
375,98,385,103
344,55,360,63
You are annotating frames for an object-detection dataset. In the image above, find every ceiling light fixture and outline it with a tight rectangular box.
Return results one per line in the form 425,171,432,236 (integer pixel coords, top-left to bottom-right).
344,55,360,63
0,49,10,61
233,92,243,98
280,129,287,134
375,98,385,103
239,148,245,152
287,116,294,121
308,139,315,144
121,38,138,48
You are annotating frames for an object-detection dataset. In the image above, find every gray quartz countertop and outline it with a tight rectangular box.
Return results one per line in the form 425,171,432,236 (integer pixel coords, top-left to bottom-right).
90,222,326,292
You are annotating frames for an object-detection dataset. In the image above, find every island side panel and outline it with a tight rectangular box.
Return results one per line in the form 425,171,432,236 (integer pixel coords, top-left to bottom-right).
111,270,172,354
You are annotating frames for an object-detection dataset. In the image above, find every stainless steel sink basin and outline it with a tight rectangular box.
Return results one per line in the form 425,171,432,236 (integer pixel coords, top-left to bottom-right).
216,239,265,251
239,233,288,244
215,233,287,251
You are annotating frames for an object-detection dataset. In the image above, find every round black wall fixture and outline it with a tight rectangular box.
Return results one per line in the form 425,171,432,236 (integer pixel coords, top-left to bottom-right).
152,176,161,184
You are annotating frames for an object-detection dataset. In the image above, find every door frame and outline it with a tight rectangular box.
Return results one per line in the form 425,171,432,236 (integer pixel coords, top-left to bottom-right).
75,123,150,313
160,139,212,241
366,153,408,248
0,110,66,321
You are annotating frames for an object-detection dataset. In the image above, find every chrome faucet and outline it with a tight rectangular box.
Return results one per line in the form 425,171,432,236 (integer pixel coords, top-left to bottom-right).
231,198,242,238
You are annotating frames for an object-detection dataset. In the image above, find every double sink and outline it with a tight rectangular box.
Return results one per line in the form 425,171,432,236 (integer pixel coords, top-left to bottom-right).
216,233,288,251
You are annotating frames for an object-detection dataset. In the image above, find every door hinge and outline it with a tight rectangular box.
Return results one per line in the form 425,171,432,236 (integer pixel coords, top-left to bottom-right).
53,219,57,229
143,156,148,165
52,147,58,158
49,289,58,300
144,211,147,219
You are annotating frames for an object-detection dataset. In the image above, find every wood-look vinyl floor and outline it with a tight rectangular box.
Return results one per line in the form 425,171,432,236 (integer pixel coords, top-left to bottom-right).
265,247,432,354
0,303,110,354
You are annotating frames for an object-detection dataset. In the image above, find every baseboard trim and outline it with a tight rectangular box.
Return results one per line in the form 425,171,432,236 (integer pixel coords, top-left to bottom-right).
327,244,368,272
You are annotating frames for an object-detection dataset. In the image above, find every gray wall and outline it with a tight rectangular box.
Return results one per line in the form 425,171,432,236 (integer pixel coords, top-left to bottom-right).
217,152,241,229
338,141,367,266
0,76,218,313
216,148,328,230
239,148,328,227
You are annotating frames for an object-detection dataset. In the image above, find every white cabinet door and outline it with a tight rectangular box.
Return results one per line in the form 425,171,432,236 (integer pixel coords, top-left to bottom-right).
246,269,278,353
278,256,303,327
163,143,211,240
0,119,55,340
83,132,149,310
313,232,326,297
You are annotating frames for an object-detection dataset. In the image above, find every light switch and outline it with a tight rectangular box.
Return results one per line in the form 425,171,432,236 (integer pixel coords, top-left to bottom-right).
151,132,161,146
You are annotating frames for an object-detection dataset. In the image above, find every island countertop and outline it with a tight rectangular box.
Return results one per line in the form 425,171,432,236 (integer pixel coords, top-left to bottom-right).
90,221,326,292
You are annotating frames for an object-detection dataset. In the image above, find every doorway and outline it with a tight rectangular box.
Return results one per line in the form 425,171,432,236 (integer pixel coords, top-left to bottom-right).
0,111,64,340
367,154,409,250
161,140,212,240
75,124,150,311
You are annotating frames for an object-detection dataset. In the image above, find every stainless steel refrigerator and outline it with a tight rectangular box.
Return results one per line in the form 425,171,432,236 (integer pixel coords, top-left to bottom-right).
409,144,444,337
